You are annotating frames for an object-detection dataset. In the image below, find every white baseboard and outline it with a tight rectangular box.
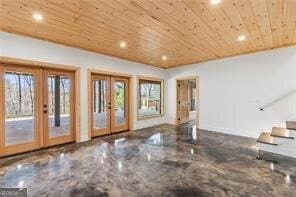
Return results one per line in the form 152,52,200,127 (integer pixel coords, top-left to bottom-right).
198,124,257,139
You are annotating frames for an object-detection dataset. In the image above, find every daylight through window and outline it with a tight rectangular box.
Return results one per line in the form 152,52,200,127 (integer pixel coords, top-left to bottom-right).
138,79,162,118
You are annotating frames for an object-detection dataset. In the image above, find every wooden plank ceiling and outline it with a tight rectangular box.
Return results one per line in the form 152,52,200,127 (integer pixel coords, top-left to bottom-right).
0,0,295,68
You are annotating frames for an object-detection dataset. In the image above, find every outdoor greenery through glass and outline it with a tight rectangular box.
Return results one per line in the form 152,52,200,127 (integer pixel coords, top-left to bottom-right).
93,79,107,129
114,81,125,125
5,71,35,145
138,79,161,118
47,75,71,138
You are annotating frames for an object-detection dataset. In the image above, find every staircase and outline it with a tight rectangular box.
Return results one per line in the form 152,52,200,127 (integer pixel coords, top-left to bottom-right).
257,121,296,159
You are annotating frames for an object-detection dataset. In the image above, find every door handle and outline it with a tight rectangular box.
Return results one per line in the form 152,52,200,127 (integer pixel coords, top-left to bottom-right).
43,110,47,113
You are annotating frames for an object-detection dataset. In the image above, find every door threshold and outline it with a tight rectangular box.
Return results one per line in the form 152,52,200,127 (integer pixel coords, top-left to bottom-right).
91,129,131,139
0,141,75,159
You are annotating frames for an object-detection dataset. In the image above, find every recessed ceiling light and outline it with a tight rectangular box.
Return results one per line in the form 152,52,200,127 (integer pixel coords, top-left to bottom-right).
32,12,43,22
238,34,246,41
162,55,167,61
119,41,127,48
210,0,221,5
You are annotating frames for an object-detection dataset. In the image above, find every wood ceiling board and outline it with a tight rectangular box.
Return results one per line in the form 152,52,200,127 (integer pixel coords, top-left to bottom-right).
0,0,295,68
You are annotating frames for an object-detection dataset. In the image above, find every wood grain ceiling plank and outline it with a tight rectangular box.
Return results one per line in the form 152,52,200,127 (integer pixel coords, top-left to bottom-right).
2,0,189,66
52,0,177,54
234,0,266,52
187,0,249,50
282,0,296,45
0,15,173,67
267,0,284,47
153,1,218,59
64,0,204,64
249,0,274,49
155,0,234,57
153,0,224,58
83,0,200,60
115,0,213,60
183,0,245,56
217,0,257,52
0,0,295,68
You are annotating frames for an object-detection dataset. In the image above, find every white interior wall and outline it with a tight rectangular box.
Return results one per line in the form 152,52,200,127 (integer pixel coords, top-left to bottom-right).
167,46,296,138
0,32,167,142
1,31,296,140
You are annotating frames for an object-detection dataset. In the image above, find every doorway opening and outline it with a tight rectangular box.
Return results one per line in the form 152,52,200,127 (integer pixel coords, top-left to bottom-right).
0,65,76,157
90,73,130,137
176,77,199,126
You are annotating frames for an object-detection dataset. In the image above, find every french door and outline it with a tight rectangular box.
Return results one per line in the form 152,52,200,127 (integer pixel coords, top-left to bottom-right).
43,70,75,147
91,74,129,137
0,65,75,157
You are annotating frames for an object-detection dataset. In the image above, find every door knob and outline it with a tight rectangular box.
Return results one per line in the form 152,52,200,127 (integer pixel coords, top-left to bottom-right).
43,110,47,113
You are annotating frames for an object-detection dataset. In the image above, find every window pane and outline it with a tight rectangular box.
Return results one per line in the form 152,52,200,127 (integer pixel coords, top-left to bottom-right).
139,80,161,117
48,75,71,138
5,71,35,146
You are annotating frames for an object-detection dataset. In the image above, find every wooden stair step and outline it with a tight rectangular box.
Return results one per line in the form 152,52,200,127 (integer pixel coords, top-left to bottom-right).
286,121,296,130
271,127,294,139
257,132,277,145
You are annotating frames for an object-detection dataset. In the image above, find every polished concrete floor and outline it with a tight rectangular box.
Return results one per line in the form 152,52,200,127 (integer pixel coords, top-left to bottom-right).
1,123,296,196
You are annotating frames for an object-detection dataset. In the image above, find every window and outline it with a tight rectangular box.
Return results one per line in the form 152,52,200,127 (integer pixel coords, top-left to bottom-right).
138,78,163,119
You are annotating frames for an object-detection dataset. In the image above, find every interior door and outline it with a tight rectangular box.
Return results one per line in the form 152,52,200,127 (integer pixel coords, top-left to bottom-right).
43,70,75,147
177,80,190,124
91,75,111,137
111,77,129,133
0,65,42,156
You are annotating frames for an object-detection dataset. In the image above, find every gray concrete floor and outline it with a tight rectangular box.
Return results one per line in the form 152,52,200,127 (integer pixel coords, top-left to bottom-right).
0,123,296,196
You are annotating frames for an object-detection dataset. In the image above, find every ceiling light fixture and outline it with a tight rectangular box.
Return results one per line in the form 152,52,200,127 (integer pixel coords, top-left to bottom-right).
162,55,167,61
238,34,246,42
32,12,43,22
210,0,221,5
119,41,127,48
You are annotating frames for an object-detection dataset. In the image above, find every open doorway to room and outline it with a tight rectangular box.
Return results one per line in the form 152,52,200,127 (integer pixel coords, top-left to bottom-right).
176,77,199,126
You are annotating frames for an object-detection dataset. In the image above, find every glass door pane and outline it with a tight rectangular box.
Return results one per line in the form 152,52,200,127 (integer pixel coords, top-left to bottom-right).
4,71,35,146
93,79,108,130
91,75,110,137
114,81,126,125
47,75,71,138
111,77,129,133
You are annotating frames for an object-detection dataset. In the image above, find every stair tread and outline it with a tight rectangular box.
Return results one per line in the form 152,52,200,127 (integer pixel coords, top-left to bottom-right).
286,121,296,130
271,127,290,138
257,132,277,145
287,127,296,130
270,134,294,139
